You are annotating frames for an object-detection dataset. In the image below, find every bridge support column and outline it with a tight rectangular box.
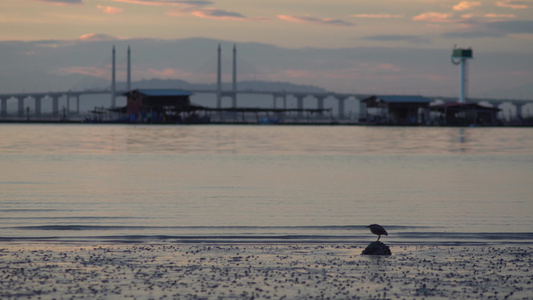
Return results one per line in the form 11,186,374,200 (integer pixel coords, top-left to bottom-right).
272,93,285,109
217,44,221,110
337,98,346,119
359,100,366,121
66,94,71,114
494,102,508,122
52,96,59,116
35,97,42,117
76,95,80,114
316,96,325,115
296,96,304,119
232,93,237,109
516,103,525,119
1,98,5,117
111,46,116,109
18,98,24,118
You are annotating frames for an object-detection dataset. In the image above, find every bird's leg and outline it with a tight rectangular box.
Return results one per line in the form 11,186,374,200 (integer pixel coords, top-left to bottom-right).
377,235,380,242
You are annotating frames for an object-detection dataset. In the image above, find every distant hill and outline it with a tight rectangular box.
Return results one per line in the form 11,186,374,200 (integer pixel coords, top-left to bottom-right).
116,78,328,93
1,37,531,99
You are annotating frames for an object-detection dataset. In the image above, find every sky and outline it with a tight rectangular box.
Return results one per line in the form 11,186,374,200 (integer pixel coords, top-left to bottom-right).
1,0,532,98
1,0,532,50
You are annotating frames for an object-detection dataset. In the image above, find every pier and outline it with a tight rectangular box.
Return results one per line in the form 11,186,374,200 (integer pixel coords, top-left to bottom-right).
1,89,531,124
1,45,531,124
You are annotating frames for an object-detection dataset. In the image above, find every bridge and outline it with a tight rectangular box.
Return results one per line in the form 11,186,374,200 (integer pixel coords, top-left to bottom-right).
0,44,531,121
1,89,531,121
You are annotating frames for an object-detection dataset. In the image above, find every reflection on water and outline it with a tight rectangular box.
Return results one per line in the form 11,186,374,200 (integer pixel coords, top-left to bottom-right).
0,124,532,244
458,128,465,152
1,124,533,155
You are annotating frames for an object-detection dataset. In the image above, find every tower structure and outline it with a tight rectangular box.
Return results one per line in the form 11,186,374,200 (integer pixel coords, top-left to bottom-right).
451,47,473,103
217,44,222,109
127,46,131,91
232,44,237,108
111,45,116,108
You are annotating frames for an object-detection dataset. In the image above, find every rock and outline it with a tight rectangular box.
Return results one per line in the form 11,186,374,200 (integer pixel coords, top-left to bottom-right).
361,241,391,255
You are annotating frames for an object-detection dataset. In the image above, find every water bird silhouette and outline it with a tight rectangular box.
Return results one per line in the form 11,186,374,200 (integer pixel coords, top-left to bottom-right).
366,224,388,241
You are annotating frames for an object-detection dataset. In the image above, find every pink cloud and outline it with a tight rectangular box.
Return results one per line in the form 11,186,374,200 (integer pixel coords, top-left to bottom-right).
78,33,118,41
254,68,361,82
351,14,403,19
110,0,209,7
173,7,268,21
376,63,401,73
35,0,82,5
97,5,124,14
190,8,249,21
485,13,516,18
495,1,529,9
147,68,179,77
357,62,402,73
278,15,354,27
412,12,455,23
54,66,109,79
282,70,316,79
453,1,482,11
461,14,476,19
142,68,198,79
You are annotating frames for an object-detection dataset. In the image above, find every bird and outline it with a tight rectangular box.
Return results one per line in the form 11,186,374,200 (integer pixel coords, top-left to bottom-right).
366,224,388,241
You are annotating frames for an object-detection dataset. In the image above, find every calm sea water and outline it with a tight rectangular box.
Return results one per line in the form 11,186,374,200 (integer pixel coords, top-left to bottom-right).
1,124,532,245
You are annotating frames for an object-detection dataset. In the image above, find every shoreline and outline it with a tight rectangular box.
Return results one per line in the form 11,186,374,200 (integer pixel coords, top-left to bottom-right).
1,242,532,299
1,120,532,127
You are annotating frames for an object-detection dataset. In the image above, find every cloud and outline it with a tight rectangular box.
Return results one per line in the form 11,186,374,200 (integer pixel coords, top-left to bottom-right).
166,11,184,17
264,62,402,82
32,40,72,48
412,12,455,23
441,29,504,38
484,13,516,18
266,68,359,81
97,5,124,14
374,63,402,73
361,35,431,44
78,33,119,41
278,15,354,27
54,66,109,78
279,70,316,79
441,20,533,38
461,14,476,19
495,1,530,9
486,20,533,34
110,0,211,7
453,1,482,11
140,68,199,79
190,8,252,21
351,14,403,19
147,68,179,77
57,65,195,80
35,0,83,5
166,5,266,21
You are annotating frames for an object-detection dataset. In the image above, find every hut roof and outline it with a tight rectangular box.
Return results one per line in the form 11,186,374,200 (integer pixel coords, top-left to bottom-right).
430,102,500,112
362,95,433,104
123,89,193,97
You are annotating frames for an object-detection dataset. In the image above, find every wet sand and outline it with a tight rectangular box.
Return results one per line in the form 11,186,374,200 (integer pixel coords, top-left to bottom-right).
1,243,532,299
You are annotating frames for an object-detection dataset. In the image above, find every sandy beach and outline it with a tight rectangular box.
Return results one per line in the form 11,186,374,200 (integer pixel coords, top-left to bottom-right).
1,242,532,299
